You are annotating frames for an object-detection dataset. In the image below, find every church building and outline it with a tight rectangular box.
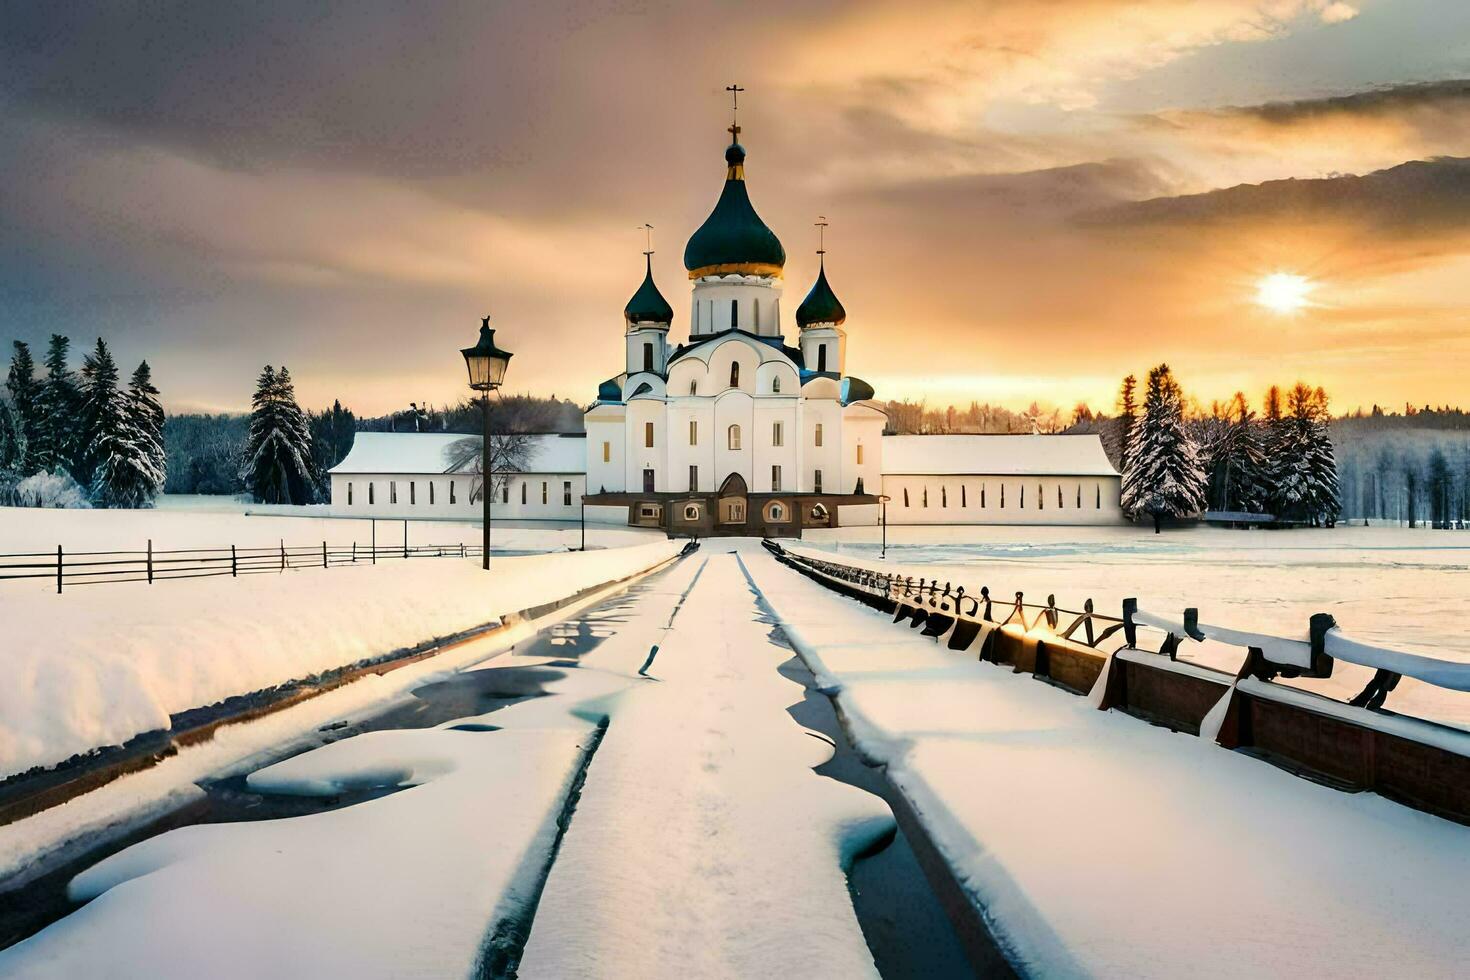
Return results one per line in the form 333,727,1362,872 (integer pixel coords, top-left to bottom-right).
581,119,886,537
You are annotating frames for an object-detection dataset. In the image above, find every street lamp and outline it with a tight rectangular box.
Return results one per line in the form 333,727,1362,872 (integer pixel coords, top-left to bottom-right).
877,494,892,560
461,315,514,570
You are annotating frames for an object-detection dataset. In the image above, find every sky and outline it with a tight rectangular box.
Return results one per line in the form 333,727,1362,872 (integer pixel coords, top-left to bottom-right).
1,0,1468,418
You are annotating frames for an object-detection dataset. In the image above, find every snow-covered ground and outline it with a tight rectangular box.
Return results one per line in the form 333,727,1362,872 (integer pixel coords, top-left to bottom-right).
746,545,1470,979
0,494,659,556
0,538,681,781
1,550,893,978
802,524,1470,728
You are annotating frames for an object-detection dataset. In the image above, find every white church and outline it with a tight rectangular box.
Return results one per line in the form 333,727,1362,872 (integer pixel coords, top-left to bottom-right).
329,115,1123,535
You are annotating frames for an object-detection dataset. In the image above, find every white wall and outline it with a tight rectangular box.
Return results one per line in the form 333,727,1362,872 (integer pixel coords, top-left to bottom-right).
877,474,1125,525
585,409,625,494
689,275,782,337
331,472,586,521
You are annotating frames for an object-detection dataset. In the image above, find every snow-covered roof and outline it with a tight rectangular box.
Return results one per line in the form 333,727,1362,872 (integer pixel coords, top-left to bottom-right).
880,434,1119,477
330,432,587,475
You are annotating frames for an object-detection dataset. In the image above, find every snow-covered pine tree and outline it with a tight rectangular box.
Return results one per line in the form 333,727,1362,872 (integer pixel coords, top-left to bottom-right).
32,334,81,476
1116,373,1138,465
1301,385,1340,527
80,338,162,507
0,395,28,504
6,341,39,473
240,365,317,503
1121,363,1206,532
1214,392,1268,513
125,360,167,505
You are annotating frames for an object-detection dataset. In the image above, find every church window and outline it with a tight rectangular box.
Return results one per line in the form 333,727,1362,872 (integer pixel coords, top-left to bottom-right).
856,444,864,465
941,485,947,507
429,482,435,505
814,423,823,447
817,345,827,372
1059,485,1064,508
564,481,573,506
903,487,909,507
1000,485,1005,508
1096,484,1102,509
684,503,700,521
410,482,416,506
731,299,739,328
813,469,823,494
771,465,782,491
1077,484,1082,508
1021,485,1026,508
728,424,741,450
644,421,654,448
772,376,781,394
962,484,967,507
643,343,654,373
450,481,457,504
369,483,375,505
981,484,986,507
689,381,698,395
347,482,353,506
689,419,698,445
772,421,783,447
689,465,698,491
502,482,508,504
729,362,740,389
540,481,547,505
767,502,786,522
754,301,761,332
390,481,397,504
922,486,928,508
521,482,527,505
602,441,611,463
1038,483,1043,509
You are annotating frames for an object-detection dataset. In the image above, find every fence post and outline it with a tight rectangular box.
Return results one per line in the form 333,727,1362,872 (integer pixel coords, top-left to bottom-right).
231,544,237,577
323,541,328,569
403,519,408,560
147,539,154,585
352,542,357,563
56,545,62,594
372,520,376,565
280,539,285,572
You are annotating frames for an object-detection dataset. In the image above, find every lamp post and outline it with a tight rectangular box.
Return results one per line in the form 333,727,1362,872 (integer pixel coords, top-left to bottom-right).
461,315,514,570
877,494,891,560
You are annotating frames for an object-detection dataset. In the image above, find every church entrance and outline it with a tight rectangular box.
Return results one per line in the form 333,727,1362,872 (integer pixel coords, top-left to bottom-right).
717,473,748,525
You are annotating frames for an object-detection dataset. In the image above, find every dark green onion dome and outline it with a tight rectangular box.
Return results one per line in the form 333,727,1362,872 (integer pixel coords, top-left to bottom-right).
795,258,846,327
683,142,786,279
624,253,674,325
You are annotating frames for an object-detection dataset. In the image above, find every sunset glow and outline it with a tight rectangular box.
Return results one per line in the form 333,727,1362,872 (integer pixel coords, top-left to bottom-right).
1254,273,1316,315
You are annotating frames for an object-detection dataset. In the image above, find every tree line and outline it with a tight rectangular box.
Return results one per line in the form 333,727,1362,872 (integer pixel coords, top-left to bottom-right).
2,336,165,508
1117,365,1340,531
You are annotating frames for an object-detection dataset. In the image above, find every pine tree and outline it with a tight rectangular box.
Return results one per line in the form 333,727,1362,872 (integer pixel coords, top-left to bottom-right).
79,338,162,507
32,334,80,475
1215,392,1268,513
240,365,316,504
1116,373,1138,464
308,398,356,497
6,341,39,473
0,396,28,503
1121,364,1206,532
1304,386,1340,526
125,360,167,504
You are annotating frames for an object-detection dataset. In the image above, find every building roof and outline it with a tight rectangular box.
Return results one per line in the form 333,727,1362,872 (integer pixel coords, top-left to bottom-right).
880,434,1120,477
796,259,847,327
624,253,674,325
330,432,588,476
683,141,786,278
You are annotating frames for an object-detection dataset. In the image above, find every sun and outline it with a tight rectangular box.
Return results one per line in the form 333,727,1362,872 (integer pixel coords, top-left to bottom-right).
1254,272,1315,314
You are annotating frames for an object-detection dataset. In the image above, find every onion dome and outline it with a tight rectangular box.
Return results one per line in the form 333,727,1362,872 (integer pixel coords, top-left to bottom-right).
597,377,623,402
683,142,786,279
795,258,846,327
624,253,674,325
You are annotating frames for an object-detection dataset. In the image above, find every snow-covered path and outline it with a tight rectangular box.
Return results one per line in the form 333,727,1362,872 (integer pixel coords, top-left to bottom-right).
517,551,892,978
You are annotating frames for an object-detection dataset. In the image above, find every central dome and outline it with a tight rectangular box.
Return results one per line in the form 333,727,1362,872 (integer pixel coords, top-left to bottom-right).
683,142,786,279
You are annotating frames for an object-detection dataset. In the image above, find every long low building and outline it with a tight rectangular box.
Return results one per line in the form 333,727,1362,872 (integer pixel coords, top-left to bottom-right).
328,432,586,521
328,430,1122,530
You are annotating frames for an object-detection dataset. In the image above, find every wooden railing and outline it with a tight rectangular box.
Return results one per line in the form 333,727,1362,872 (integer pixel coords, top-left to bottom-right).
0,540,485,593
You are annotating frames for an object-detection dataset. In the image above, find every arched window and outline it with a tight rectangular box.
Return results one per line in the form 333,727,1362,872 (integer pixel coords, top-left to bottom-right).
642,343,653,372
772,376,781,394
817,345,827,372
689,380,698,395
941,486,948,507
903,487,910,507
729,361,740,389
727,424,742,450
684,503,700,521
730,298,739,328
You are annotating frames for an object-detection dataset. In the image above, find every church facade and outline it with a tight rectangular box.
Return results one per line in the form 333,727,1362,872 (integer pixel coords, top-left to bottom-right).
581,125,886,537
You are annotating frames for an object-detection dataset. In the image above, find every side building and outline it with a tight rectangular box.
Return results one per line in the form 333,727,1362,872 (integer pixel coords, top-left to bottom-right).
328,432,587,521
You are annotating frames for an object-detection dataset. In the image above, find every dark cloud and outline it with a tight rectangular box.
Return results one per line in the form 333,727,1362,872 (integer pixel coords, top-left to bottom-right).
1188,79,1470,128
1083,157,1470,236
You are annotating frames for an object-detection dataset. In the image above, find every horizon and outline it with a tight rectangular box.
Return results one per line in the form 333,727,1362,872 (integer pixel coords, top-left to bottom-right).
3,1,1469,418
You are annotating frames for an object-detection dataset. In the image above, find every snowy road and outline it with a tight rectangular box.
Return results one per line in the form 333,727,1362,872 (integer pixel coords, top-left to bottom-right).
3,539,1465,979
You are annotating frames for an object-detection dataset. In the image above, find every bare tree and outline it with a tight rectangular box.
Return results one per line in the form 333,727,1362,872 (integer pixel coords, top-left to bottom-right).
446,432,533,504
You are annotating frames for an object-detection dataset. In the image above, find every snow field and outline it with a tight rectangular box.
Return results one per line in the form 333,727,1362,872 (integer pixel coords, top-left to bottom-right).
3,549,896,978
801,523,1470,728
745,546,1470,979
0,539,681,780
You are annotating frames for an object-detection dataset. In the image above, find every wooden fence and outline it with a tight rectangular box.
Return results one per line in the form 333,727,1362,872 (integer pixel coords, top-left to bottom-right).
0,539,485,593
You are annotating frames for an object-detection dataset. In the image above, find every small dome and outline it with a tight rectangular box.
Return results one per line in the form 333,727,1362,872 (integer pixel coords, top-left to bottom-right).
684,141,785,279
796,259,846,327
624,254,674,325
597,377,623,402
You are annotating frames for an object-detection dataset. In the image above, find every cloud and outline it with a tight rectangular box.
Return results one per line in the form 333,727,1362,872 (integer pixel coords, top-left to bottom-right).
1317,2,1359,24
